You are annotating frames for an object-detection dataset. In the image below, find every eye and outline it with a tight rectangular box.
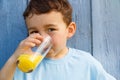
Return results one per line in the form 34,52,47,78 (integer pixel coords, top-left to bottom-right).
29,31,39,34
48,28,56,32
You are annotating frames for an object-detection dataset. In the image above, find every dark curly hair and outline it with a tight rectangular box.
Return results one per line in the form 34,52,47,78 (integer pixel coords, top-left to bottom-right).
23,0,72,26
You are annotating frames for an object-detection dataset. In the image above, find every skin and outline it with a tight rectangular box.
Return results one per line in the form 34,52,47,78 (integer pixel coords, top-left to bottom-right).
26,11,76,59
0,11,76,80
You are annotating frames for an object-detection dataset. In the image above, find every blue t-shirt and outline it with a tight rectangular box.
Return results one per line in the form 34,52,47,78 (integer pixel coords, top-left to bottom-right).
14,48,116,80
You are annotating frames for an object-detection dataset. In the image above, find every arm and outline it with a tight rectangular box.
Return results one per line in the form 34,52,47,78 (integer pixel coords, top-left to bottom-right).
0,33,42,80
0,55,17,80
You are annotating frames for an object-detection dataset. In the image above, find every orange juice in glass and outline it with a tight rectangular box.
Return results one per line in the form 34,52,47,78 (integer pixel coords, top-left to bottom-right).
17,36,52,73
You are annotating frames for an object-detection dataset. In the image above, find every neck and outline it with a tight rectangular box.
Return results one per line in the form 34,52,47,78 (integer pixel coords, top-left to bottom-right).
46,47,68,59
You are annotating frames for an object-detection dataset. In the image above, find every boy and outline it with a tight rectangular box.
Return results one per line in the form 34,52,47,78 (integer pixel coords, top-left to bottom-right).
0,0,116,80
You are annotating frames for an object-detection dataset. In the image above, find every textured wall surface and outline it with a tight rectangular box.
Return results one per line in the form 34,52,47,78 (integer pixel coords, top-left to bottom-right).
92,0,120,79
0,0,28,69
0,0,119,79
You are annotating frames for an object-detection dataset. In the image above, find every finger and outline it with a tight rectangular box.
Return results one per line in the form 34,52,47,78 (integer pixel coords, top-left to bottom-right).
24,41,36,48
27,38,42,46
19,33,43,49
29,33,43,41
19,39,36,49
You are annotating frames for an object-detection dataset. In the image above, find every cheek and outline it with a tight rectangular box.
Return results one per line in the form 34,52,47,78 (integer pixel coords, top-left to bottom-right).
51,34,66,47
51,36,60,46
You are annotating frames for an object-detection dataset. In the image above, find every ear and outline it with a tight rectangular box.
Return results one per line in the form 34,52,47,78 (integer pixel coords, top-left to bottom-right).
67,22,76,39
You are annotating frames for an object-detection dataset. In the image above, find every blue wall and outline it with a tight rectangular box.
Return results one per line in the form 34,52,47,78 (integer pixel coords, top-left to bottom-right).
0,0,120,79
0,0,28,69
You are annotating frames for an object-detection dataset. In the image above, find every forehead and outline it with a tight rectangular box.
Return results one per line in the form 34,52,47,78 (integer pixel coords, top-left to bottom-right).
26,11,65,28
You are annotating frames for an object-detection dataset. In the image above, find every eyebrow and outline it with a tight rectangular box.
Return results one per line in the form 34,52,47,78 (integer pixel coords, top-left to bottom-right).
29,24,56,29
28,27,36,30
28,23,57,31
44,24,56,28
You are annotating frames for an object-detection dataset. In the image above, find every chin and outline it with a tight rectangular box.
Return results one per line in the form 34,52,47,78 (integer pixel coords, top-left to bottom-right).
46,49,56,58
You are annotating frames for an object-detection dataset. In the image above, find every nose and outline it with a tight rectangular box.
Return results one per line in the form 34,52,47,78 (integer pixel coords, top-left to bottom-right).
39,32,50,38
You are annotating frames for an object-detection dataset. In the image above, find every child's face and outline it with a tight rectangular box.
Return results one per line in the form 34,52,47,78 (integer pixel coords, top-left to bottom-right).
26,11,76,58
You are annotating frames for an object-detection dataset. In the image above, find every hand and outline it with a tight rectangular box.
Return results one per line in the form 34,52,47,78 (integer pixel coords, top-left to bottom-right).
13,33,43,60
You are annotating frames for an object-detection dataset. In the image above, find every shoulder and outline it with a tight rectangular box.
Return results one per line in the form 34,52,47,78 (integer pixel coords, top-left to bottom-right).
69,48,94,61
69,48,103,68
69,48,116,80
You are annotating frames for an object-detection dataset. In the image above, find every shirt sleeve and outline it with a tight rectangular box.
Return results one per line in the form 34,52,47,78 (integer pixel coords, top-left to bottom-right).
90,58,116,80
96,67,116,80
79,50,117,80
